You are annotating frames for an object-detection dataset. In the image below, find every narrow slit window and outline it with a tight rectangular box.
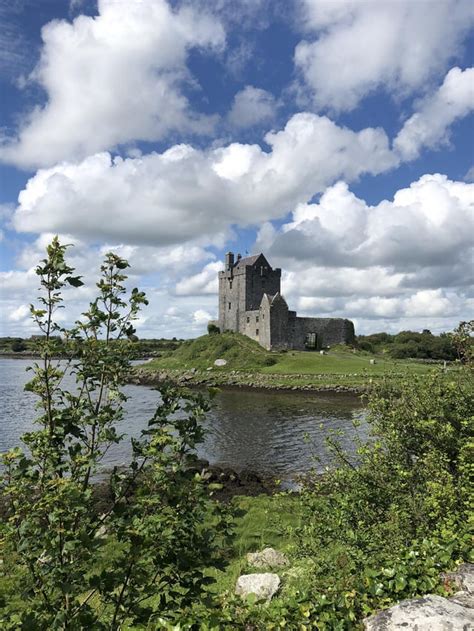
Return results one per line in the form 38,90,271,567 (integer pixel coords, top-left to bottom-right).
256,316,259,323
256,328,259,336
228,302,231,310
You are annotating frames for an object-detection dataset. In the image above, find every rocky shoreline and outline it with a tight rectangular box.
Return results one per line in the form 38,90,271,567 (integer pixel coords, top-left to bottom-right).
129,366,366,394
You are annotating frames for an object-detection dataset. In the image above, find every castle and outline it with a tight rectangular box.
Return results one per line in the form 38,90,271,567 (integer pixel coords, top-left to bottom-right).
217,252,355,351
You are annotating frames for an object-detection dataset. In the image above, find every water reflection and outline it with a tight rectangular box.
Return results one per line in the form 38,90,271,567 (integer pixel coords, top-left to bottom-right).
1,359,366,479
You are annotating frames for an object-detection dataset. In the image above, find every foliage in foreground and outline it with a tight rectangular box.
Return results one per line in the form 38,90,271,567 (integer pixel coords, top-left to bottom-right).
0,238,229,629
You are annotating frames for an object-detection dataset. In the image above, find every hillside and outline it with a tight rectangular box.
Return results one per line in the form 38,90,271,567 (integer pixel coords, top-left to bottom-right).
144,332,275,371
140,332,442,391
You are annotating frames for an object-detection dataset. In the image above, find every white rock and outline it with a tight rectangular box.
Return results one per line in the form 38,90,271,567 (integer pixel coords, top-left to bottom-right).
247,548,289,569
363,594,474,630
214,358,227,366
444,563,474,594
370,359,376,365
450,591,474,609
235,573,280,601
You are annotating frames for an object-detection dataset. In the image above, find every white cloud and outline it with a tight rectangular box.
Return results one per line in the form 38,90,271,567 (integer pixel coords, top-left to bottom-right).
0,0,225,169
394,67,474,161
193,309,213,326
252,173,474,331
175,261,223,295
269,174,474,271
12,112,396,245
227,85,276,128
295,0,474,111
8,304,30,321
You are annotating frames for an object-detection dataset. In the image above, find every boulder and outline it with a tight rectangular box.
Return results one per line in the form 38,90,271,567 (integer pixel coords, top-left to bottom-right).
214,358,227,367
247,548,289,569
450,591,474,609
235,573,280,601
363,594,474,630
443,563,474,594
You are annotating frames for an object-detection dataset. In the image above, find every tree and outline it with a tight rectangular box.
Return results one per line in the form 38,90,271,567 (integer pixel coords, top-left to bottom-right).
10,338,26,353
0,238,228,629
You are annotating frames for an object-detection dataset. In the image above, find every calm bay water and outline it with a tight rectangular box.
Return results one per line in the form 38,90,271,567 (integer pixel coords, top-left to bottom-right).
0,359,366,479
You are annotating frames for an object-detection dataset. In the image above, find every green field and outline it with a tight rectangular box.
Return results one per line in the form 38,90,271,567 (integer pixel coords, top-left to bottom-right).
140,332,447,390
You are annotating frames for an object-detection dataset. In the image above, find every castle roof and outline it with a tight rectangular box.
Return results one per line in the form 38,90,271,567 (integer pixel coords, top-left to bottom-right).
234,253,268,269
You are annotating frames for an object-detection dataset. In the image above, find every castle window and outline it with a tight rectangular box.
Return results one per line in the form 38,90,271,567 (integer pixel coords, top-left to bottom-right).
229,281,232,289
228,302,231,310
256,329,259,336
262,314,264,319
246,316,250,323
256,315,259,323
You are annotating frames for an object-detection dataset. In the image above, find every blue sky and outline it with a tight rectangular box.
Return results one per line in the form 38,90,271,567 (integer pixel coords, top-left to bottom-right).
0,0,473,338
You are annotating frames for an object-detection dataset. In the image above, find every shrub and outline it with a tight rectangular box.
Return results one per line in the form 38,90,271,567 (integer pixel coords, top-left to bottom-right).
207,322,220,335
0,238,230,629
10,338,26,352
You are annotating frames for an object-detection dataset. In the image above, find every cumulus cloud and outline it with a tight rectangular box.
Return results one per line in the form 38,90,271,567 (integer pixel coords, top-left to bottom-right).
227,85,277,128
269,174,474,271
0,232,219,337
250,173,474,330
175,261,223,295
295,0,473,111
0,0,225,169
8,304,30,322
193,309,213,326
12,113,396,245
394,67,474,161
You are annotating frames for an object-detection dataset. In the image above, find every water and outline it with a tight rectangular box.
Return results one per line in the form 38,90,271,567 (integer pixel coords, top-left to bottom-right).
0,359,366,479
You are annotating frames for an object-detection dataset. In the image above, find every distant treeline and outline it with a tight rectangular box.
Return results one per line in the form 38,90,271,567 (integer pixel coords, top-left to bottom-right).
0,336,184,357
356,330,458,360
1,331,467,361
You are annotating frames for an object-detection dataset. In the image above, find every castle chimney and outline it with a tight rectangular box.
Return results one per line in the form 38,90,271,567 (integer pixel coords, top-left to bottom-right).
237,253,242,261
225,251,234,270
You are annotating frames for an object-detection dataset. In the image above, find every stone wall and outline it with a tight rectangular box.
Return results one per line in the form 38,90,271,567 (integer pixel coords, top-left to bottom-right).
245,264,281,311
289,317,355,350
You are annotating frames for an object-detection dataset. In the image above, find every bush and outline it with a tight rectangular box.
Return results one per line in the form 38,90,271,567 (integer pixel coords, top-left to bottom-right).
0,238,230,629
10,338,26,352
207,322,220,335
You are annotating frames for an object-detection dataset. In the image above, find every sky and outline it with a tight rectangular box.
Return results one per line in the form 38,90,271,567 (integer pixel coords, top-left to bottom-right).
0,0,473,339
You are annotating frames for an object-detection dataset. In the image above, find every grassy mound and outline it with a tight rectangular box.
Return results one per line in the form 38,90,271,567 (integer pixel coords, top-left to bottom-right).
144,332,276,371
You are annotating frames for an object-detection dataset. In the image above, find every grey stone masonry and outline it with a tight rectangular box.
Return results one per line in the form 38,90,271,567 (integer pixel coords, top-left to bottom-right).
217,252,355,351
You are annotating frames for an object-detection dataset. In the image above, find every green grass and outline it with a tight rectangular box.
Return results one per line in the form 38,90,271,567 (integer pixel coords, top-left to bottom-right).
142,332,274,372
262,347,431,376
207,493,303,593
141,332,442,390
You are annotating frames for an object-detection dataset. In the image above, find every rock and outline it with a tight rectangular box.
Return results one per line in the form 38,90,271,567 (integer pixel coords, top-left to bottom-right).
214,358,227,367
363,594,474,630
443,563,474,594
247,548,289,569
235,573,280,601
369,359,376,365
450,591,474,609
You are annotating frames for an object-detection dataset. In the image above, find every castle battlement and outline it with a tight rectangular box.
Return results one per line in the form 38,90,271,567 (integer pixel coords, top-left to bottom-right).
217,252,355,351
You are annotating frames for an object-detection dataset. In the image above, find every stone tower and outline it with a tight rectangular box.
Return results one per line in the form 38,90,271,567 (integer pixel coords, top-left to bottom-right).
218,252,281,333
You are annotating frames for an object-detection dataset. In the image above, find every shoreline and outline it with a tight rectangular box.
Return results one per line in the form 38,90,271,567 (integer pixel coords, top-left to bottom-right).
129,366,367,395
